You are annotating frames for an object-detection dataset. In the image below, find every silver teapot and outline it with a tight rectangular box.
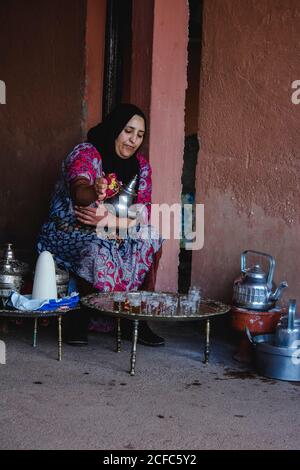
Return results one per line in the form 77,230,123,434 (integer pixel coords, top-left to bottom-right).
233,250,288,311
275,299,300,348
0,243,29,300
105,174,138,219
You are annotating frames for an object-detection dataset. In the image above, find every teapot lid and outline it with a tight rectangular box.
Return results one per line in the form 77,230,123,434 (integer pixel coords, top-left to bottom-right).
245,264,266,280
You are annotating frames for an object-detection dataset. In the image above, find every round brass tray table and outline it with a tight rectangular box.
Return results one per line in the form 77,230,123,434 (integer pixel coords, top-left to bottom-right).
0,307,79,361
81,293,230,376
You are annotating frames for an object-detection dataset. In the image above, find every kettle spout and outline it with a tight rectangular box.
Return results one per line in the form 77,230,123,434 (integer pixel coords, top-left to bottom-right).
269,281,288,302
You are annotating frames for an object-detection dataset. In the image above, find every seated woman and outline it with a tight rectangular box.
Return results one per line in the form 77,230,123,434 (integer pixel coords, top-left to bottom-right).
37,104,164,346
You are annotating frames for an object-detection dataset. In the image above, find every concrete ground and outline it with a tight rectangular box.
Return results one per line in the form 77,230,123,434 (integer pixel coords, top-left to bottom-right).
0,318,299,450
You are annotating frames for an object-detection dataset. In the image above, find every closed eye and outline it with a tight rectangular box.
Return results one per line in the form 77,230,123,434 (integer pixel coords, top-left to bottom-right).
125,127,145,138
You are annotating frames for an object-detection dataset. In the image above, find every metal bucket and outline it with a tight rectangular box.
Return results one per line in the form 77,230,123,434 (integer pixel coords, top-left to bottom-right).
249,332,300,382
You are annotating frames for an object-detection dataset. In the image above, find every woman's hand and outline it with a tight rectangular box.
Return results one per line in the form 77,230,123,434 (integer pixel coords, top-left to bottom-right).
74,205,107,226
74,204,119,229
94,177,108,201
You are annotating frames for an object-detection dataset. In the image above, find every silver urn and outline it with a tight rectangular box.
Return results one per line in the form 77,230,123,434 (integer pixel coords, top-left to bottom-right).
0,243,29,301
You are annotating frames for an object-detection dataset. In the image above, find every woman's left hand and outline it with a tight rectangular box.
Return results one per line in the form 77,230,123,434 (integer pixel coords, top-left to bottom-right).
74,205,105,226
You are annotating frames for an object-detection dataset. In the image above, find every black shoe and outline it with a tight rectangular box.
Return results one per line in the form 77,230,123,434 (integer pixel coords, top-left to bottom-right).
120,320,165,347
65,333,88,346
138,322,165,347
63,309,89,346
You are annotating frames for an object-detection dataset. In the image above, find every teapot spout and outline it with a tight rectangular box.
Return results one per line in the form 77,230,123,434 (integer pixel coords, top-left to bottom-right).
269,281,288,302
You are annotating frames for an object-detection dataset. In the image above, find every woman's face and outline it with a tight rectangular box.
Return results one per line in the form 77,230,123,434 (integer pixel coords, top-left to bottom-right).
115,114,145,159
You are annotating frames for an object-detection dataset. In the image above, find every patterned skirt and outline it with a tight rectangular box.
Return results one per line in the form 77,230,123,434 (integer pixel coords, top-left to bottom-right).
37,218,162,292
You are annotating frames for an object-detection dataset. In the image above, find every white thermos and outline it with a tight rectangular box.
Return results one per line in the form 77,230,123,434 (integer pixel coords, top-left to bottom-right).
32,251,57,300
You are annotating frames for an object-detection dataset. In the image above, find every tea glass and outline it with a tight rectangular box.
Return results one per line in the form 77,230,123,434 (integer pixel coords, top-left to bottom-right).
161,295,178,316
146,293,161,316
140,291,152,313
127,292,142,314
179,295,195,316
113,291,126,312
188,286,202,312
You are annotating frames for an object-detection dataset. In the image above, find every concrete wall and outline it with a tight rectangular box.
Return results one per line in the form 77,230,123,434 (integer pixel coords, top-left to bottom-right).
192,0,300,302
149,0,189,291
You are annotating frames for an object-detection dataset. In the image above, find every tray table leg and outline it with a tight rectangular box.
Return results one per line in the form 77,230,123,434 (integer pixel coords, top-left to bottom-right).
130,319,139,376
33,318,38,347
116,318,121,352
58,315,62,361
204,319,210,364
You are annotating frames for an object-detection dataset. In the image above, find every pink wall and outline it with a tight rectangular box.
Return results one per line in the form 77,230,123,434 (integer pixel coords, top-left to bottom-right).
149,0,189,291
130,0,154,157
192,0,300,303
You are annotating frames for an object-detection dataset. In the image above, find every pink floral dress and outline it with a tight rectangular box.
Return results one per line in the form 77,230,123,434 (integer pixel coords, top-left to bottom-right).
37,143,162,292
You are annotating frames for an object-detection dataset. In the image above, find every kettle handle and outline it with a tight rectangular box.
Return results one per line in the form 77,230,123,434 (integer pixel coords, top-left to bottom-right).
288,299,296,331
241,250,275,290
245,327,255,346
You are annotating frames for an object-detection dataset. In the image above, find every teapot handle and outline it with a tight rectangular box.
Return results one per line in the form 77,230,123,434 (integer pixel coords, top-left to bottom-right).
288,299,296,331
241,250,275,290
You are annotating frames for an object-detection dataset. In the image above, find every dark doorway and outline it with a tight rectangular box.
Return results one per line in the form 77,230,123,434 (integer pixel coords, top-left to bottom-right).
178,0,203,293
102,0,133,117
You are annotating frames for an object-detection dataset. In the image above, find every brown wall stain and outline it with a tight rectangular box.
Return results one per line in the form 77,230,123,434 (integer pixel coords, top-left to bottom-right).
192,0,300,300
0,0,86,252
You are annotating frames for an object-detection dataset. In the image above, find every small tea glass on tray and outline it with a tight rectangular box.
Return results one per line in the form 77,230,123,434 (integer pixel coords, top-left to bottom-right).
113,292,126,312
145,293,161,316
188,286,202,312
160,294,178,317
140,291,152,312
127,292,142,314
179,294,198,316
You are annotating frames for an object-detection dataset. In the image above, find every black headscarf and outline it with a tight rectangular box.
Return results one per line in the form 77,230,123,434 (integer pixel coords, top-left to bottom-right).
87,103,146,184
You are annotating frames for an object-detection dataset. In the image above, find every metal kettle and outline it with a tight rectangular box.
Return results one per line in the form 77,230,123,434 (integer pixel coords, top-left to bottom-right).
105,174,138,218
233,250,288,311
275,299,300,348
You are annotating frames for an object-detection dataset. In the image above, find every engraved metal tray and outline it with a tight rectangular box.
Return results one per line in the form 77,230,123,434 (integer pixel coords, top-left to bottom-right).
81,291,230,322
0,306,79,318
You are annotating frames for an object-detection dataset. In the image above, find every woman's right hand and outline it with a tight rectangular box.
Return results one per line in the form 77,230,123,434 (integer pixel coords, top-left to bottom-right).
94,177,108,201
